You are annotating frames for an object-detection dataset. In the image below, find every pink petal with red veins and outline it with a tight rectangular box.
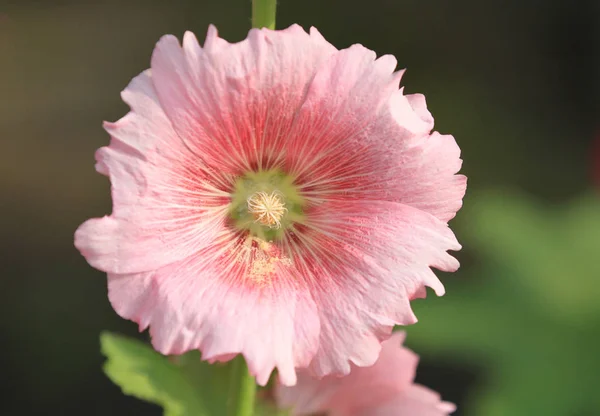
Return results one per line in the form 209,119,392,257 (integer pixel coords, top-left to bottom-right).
280,44,465,223
108,235,320,386
284,44,406,184
284,201,459,377
75,72,230,274
150,25,337,174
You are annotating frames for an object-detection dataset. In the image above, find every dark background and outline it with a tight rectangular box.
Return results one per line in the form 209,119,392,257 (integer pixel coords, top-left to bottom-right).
2,0,599,414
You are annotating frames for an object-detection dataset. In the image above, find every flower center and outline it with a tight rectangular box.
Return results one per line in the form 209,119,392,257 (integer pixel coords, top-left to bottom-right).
228,169,305,241
247,191,287,228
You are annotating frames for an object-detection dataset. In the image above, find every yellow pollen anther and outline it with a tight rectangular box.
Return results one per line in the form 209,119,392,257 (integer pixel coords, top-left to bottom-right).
247,191,287,229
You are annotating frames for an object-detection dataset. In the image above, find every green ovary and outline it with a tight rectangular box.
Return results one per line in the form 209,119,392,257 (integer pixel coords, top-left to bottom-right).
228,169,305,241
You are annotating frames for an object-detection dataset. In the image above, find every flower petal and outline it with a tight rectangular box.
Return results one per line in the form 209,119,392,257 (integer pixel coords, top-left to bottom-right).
281,48,465,223
383,91,466,221
355,385,456,416
276,332,454,416
285,43,407,182
107,232,320,386
75,71,231,274
389,128,467,222
150,25,336,174
284,201,459,377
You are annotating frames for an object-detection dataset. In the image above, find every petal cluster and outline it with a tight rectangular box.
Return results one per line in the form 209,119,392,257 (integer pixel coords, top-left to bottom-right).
276,332,456,416
75,25,466,385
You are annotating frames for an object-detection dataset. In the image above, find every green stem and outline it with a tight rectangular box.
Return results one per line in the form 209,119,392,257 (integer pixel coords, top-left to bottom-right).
252,0,277,29
227,355,257,416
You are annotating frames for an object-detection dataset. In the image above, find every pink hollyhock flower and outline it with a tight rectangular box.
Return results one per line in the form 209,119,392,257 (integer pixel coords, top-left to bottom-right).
75,25,465,386
276,332,456,416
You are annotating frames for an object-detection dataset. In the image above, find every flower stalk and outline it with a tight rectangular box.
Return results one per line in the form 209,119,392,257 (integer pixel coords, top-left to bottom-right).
227,355,257,416
252,0,276,29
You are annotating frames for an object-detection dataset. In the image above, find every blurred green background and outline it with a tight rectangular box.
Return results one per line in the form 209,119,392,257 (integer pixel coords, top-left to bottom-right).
2,0,599,414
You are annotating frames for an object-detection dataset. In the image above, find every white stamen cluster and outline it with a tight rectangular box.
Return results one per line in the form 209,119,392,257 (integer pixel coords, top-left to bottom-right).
247,191,287,229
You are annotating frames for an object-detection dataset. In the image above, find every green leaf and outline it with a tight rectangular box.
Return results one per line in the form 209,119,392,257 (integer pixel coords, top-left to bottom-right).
100,332,207,416
101,333,286,416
